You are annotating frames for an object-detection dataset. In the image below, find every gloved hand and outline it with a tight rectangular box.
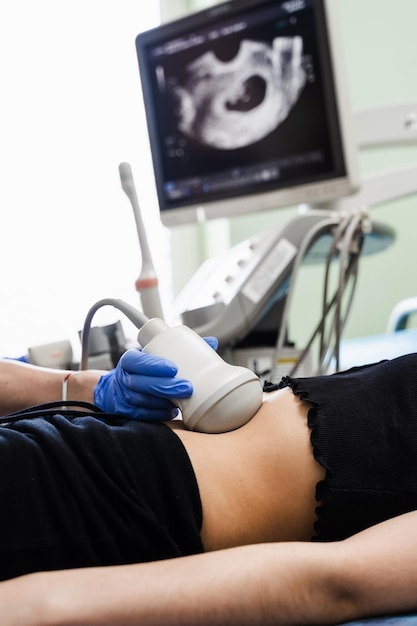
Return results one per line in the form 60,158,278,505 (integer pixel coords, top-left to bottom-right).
94,336,218,421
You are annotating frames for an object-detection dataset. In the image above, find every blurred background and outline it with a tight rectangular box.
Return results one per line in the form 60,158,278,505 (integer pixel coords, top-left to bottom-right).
1,0,416,362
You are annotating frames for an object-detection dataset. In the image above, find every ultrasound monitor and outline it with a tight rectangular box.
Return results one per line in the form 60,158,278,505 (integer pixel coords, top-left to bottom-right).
135,0,360,227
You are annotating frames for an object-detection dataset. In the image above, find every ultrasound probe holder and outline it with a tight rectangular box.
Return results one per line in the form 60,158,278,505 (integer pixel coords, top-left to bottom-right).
174,210,393,347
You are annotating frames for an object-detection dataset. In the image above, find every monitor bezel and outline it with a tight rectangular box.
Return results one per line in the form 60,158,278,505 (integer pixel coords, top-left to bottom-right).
135,0,360,227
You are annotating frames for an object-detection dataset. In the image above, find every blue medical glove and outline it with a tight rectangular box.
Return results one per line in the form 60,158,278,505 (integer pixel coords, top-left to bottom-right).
94,336,218,422
201,336,218,351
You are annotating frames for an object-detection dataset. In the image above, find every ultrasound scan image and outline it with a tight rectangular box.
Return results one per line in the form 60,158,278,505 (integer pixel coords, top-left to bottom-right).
171,36,306,150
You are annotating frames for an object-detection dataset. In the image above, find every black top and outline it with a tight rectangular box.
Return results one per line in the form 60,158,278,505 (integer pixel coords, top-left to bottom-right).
274,353,417,541
0,412,203,580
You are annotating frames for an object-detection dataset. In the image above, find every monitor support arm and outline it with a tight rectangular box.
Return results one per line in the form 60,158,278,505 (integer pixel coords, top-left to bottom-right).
355,101,417,148
308,102,417,214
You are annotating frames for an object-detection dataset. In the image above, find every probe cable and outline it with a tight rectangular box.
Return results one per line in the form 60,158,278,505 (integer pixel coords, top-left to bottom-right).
271,209,367,379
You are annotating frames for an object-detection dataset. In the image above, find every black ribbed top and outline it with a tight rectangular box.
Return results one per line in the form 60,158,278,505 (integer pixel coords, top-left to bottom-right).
273,353,417,541
0,414,203,580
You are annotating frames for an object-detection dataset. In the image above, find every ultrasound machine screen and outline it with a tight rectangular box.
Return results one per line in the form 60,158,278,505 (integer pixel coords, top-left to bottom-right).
135,0,359,227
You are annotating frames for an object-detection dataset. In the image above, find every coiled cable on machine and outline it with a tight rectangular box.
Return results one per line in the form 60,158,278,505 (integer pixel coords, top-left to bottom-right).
271,208,369,378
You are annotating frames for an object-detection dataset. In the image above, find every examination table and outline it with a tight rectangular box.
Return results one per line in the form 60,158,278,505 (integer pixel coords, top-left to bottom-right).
343,616,417,625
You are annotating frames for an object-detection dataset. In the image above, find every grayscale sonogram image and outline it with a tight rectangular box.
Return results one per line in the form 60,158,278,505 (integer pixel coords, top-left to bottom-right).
171,37,306,149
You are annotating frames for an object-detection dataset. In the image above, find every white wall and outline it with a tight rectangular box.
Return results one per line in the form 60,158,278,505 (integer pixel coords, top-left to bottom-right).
333,0,417,339
282,0,417,344
0,1,165,358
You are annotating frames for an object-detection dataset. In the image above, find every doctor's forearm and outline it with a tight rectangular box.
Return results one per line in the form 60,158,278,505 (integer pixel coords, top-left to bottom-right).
0,359,103,415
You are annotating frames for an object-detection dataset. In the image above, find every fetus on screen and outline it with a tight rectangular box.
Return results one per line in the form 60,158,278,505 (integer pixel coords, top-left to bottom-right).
171,36,306,150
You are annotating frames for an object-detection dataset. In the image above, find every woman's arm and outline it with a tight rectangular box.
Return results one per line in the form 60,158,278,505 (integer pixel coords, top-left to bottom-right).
0,359,102,416
0,542,346,626
2,511,417,626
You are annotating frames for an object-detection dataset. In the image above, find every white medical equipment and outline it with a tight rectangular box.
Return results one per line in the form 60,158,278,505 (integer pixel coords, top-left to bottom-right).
120,155,395,378
80,298,263,434
138,316,262,432
129,0,417,380
135,0,359,228
119,162,164,320
172,207,379,376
